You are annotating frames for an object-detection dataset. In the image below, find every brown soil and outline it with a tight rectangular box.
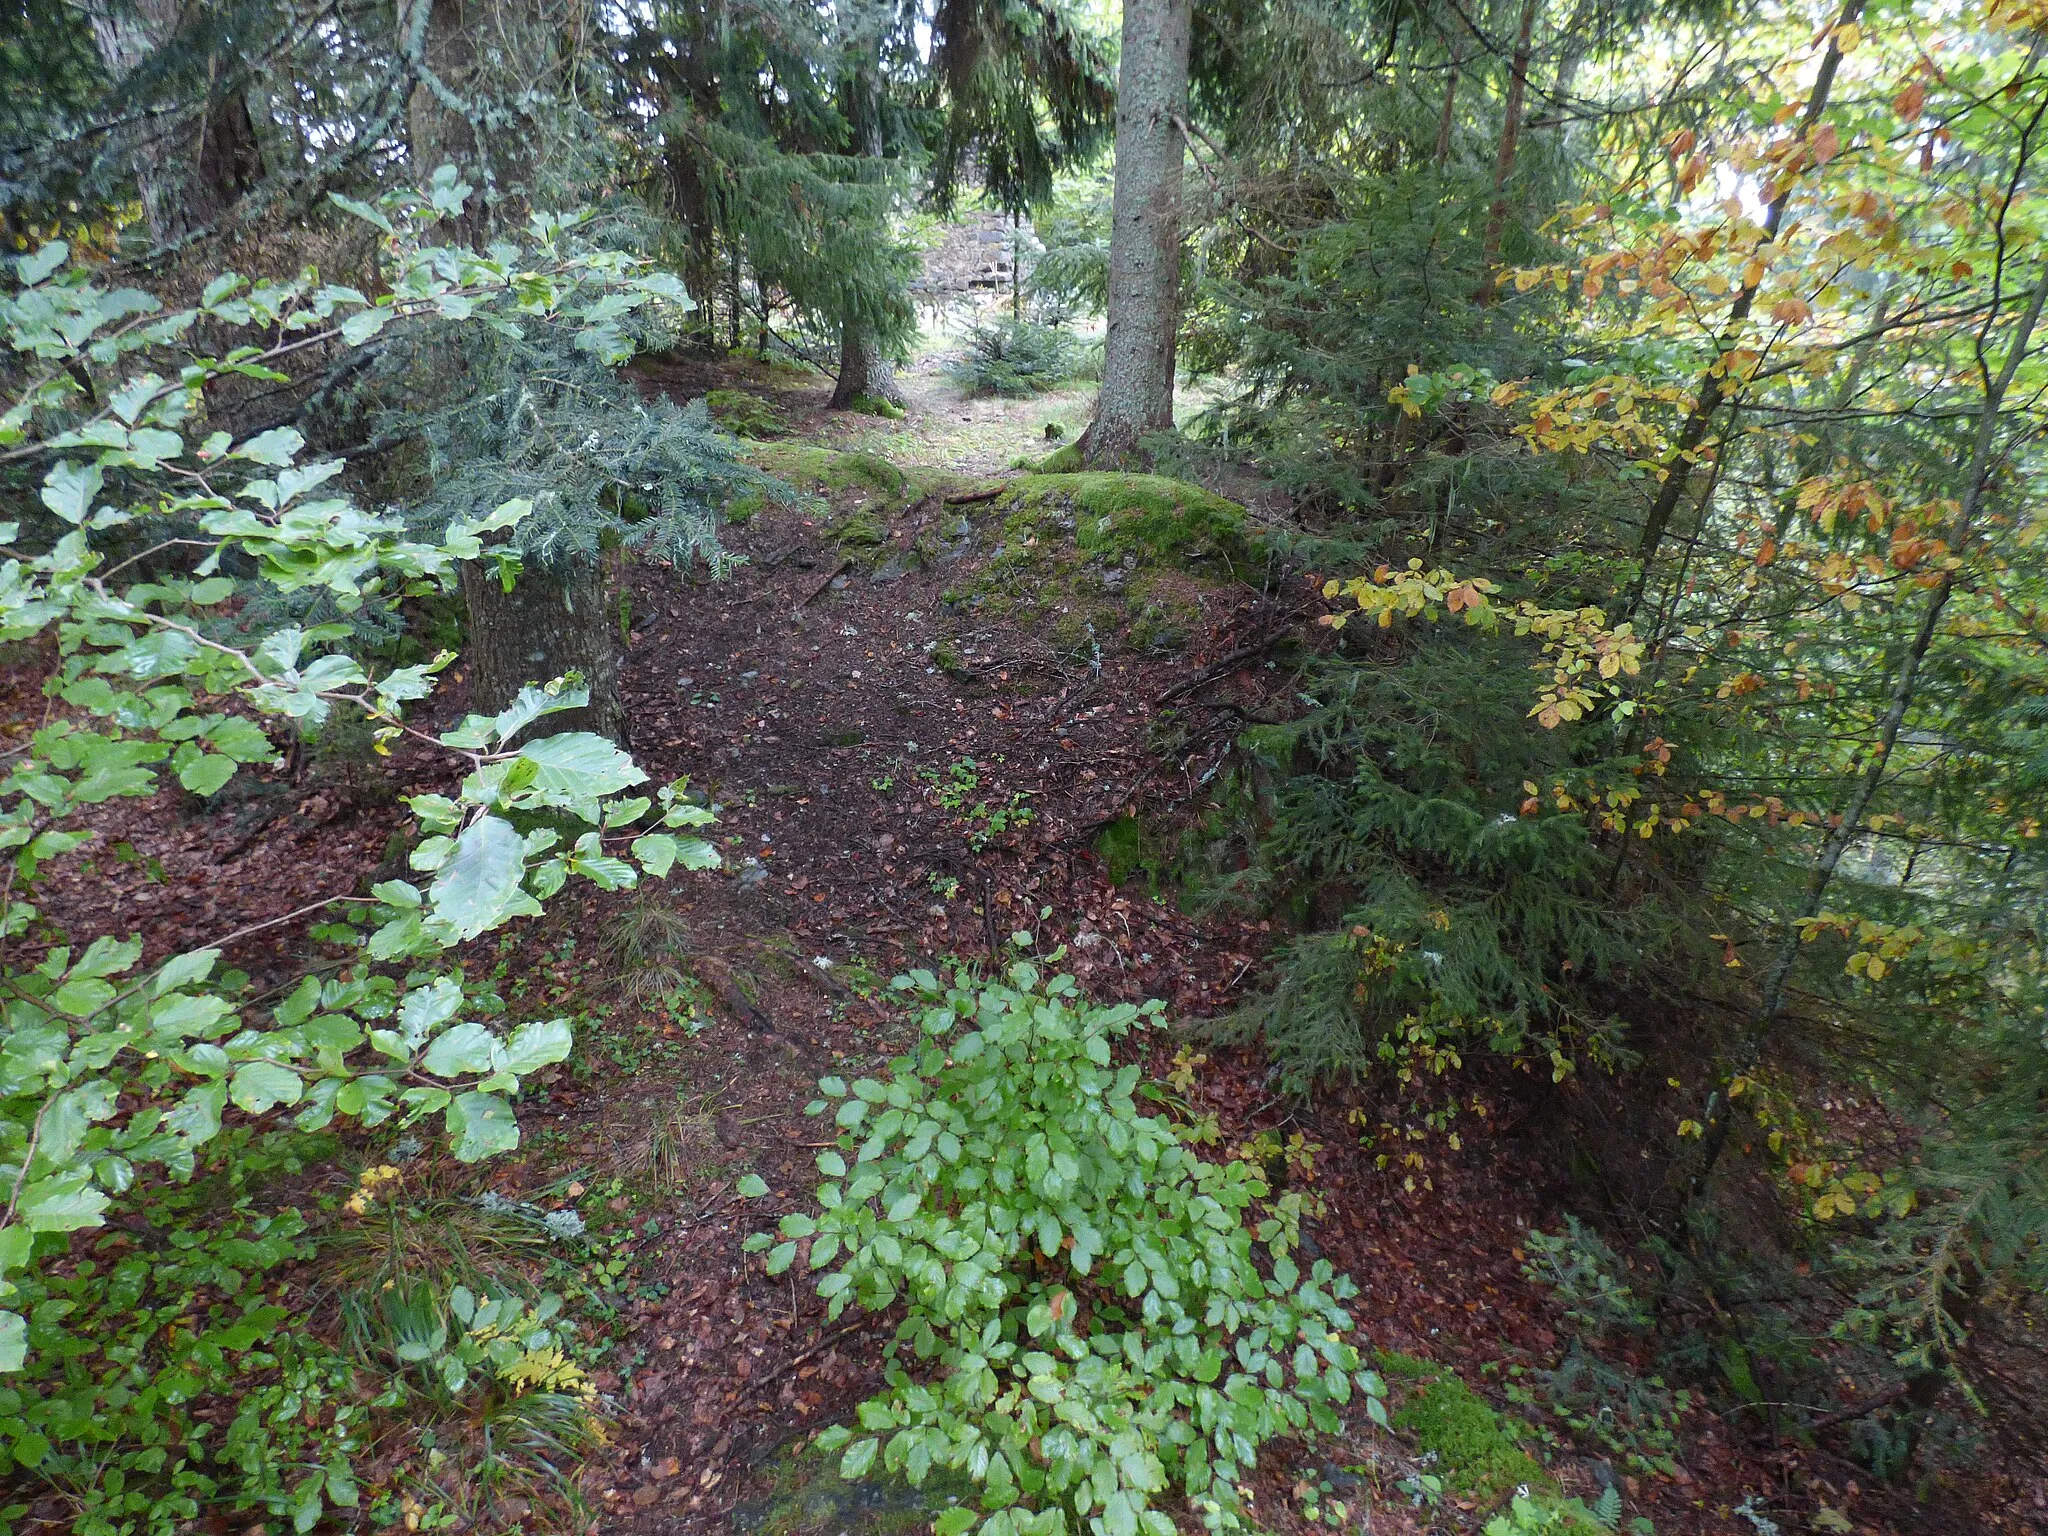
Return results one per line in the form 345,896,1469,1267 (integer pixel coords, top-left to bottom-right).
26,356,2037,1536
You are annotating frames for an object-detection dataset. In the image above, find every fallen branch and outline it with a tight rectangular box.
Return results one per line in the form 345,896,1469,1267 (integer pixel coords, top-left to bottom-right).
1155,628,1297,705
799,559,852,607
1774,1382,1912,1440
942,484,1006,505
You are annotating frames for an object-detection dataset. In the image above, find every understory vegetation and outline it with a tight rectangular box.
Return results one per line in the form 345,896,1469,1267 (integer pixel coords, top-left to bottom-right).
3,0,2047,1531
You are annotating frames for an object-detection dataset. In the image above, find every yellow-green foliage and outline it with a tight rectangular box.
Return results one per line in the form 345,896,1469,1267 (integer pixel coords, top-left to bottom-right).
1382,1353,1550,1507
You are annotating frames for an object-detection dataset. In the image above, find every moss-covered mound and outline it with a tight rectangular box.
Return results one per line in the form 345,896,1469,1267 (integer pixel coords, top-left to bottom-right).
729,443,964,556
746,442,910,498
951,471,1261,656
704,388,787,438
1389,1364,1548,1505
994,472,1255,574
730,1446,975,1534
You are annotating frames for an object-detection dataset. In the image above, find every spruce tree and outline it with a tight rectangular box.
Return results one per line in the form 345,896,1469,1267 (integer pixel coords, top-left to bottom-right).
1081,0,1190,465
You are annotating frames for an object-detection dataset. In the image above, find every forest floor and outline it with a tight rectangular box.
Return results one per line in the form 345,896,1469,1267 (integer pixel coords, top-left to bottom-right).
40,337,2034,1536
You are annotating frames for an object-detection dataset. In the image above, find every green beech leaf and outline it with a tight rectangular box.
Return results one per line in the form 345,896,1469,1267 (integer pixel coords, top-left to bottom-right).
429,815,527,939
446,1091,519,1161
500,1017,572,1073
421,1021,498,1076
839,1438,878,1479
18,1175,108,1233
231,426,304,465
40,461,101,525
516,731,646,803
17,240,67,285
177,753,237,796
229,1060,302,1114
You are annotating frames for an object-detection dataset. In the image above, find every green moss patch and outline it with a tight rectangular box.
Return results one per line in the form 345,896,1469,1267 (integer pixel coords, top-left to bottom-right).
1018,442,1084,473
956,472,1257,655
704,388,788,438
841,391,906,419
995,472,1254,573
1381,1353,1550,1508
737,444,977,569
748,442,909,497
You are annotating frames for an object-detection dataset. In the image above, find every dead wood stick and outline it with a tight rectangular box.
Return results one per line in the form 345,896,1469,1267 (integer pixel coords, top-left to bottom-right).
1155,628,1297,705
799,559,851,607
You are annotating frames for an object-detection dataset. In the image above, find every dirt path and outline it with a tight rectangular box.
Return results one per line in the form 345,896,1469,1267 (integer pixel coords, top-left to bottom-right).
24,352,1981,1536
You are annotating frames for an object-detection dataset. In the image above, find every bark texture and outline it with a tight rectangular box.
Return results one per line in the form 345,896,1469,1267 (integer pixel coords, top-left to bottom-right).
1473,0,1538,304
85,0,266,244
457,555,627,744
830,324,904,409
659,0,726,349
1080,0,1190,467
403,0,488,238
829,63,903,410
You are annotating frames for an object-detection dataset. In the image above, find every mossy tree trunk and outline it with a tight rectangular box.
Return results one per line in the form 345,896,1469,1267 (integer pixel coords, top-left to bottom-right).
830,324,903,410
457,553,627,743
1080,0,1189,467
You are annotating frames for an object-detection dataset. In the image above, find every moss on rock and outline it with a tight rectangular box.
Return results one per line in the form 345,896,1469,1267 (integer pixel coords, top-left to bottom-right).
994,472,1254,573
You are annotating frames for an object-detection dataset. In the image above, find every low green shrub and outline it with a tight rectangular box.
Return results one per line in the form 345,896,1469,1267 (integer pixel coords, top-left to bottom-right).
747,964,1383,1535
950,319,1086,397
1512,1221,1688,1477
0,194,718,1534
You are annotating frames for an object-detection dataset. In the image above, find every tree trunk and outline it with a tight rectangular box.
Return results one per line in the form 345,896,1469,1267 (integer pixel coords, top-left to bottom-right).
409,0,621,740
1474,0,1538,304
830,324,904,409
1624,0,1865,614
84,0,266,245
829,61,903,411
1677,264,2048,1210
1080,0,1191,467
457,554,627,744
660,0,726,348
1434,24,1466,167
403,0,487,237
